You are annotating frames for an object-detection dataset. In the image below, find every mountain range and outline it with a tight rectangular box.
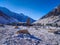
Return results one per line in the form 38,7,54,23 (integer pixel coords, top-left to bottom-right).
34,5,60,26
0,7,35,24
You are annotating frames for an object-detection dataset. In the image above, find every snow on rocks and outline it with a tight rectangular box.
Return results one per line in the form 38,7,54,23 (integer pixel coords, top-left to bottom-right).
0,25,60,45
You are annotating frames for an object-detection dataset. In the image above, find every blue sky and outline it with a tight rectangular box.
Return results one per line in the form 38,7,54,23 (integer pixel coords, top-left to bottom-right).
0,0,60,20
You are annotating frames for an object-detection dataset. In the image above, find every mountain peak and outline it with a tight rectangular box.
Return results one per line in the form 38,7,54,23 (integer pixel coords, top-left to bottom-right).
41,5,60,19
56,5,60,9
53,5,60,13
54,5,60,12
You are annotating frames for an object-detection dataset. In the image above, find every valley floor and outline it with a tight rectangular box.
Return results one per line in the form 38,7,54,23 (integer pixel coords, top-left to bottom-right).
0,25,60,45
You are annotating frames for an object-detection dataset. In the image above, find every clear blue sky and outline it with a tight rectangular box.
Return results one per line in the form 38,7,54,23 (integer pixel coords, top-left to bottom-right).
0,0,60,20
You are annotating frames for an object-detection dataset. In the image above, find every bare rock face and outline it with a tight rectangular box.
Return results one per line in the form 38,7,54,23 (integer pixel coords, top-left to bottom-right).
34,5,60,26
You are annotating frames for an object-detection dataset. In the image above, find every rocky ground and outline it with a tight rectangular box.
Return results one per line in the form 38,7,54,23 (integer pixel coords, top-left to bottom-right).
0,25,60,45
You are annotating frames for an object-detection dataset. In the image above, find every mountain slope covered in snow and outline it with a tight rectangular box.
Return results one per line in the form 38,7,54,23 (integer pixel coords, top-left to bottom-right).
0,7,35,23
34,5,60,25
0,10,18,24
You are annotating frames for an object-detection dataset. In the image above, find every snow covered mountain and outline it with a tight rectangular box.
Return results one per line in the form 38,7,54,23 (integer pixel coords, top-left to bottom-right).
0,10,19,24
34,5,60,25
0,7,35,24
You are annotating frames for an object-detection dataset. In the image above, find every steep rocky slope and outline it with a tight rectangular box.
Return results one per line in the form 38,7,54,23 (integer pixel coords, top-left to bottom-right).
34,5,60,26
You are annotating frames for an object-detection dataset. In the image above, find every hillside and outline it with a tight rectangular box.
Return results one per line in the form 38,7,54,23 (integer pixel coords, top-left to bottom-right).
34,5,60,26
0,7,35,24
0,10,18,24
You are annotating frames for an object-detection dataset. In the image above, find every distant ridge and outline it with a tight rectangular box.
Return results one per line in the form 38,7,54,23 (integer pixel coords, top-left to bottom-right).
0,7,35,24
